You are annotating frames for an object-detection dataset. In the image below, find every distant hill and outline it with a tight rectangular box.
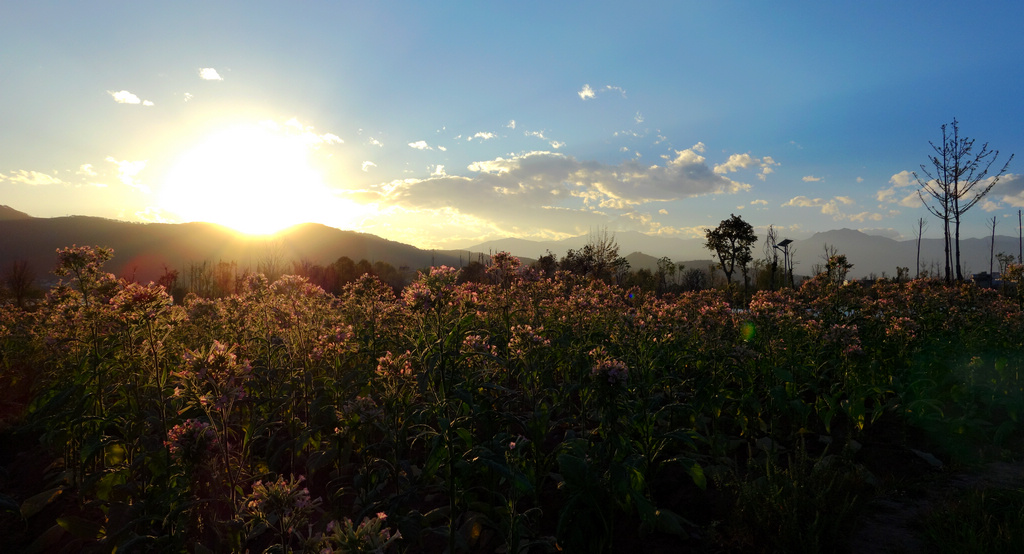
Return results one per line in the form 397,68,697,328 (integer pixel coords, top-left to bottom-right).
0,214,485,284
467,230,709,264
470,227,1023,280
0,205,33,221
2,207,1019,284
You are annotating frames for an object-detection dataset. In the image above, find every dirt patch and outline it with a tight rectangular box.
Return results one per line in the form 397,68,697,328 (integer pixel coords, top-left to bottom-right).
849,460,1024,553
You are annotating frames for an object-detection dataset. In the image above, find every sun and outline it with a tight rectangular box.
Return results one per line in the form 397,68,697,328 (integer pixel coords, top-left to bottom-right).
161,124,344,235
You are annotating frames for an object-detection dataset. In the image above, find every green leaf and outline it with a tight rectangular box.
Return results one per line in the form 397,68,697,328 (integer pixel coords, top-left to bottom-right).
0,493,20,514
24,523,66,554
57,515,105,540
20,486,63,519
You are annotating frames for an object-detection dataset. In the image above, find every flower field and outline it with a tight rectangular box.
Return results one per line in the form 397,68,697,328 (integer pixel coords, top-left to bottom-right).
2,246,1024,552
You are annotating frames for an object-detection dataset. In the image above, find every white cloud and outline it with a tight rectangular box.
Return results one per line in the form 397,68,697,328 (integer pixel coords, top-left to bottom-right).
783,195,883,221
1,169,64,186
364,149,749,242
981,199,1002,212
846,212,884,222
507,120,516,129
856,177,864,183
431,165,446,176
992,174,1024,207
109,90,141,104
876,187,922,208
198,67,223,81
578,83,627,101
183,92,194,102
361,161,377,172
437,145,448,151
266,118,343,148
751,199,768,206
105,157,148,192
142,100,154,106
889,170,916,187
408,140,432,150
634,111,644,124
713,152,778,180
802,175,823,182
469,132,496,141
368,137,384,147
877,170,926,208
77,164,97,177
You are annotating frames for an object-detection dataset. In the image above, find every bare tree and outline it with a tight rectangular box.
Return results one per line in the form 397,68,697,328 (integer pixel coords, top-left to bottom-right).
258,240,287,282
990,216,998,278
3,259,37,308
915,118,1014,281
914,217,928,278
561,227,622,282
763,225,780,289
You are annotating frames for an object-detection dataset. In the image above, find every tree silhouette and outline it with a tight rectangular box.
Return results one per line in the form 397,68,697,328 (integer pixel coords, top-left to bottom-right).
915,118,1013,282
704,214,757,286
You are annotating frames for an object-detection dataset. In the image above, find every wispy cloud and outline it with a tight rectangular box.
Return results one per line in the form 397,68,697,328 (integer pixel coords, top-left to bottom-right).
802,175,823,182
525,130,564,149
713,153,778,181
1,169,64,186
198,67,223,81
783,195,882,221
261,118,343,148
578,83,627,101
105,157,148,192
604,85,627,97
361,161,377,172
108,90,152,105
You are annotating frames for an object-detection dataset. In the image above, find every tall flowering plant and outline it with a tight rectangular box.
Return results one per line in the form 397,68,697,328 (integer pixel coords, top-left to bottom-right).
171,340,252,505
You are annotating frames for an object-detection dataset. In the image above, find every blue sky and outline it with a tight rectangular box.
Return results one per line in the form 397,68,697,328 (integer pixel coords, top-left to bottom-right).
2,1,1023,247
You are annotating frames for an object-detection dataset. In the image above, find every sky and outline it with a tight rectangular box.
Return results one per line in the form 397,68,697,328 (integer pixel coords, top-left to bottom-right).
2,1,1024,249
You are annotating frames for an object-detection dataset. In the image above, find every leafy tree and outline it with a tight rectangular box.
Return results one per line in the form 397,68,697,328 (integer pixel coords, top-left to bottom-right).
560,227,621,282
656,256,676,294
2,259,38,308
532,250,558,278
915,118,1014,282
704,214,757,286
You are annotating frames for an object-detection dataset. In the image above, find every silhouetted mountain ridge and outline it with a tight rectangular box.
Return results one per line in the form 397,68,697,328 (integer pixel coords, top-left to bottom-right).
2,208,1019,283
0,215,482,284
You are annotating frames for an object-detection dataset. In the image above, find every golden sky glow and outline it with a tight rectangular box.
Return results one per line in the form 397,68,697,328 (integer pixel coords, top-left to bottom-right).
160,124,353,235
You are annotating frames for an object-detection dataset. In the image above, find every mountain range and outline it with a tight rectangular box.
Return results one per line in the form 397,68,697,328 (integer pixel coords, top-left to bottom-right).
2,205,1020,283
466,228,1024,280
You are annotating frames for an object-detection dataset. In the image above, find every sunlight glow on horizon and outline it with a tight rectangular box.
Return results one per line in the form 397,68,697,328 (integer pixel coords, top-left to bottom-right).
160,124,360,236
